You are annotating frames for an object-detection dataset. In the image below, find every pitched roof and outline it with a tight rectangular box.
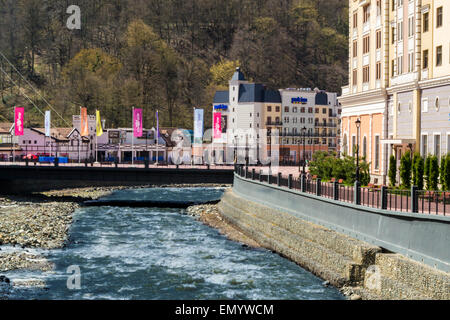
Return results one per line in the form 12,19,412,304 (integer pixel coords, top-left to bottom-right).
213,91,229,104
239,84,282,103
315,91,329,106
0,123,13,133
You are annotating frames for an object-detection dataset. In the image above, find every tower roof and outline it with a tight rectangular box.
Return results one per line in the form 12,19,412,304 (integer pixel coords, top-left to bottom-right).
231,67,246,81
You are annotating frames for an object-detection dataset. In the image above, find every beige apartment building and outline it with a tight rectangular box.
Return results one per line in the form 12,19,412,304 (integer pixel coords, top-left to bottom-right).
340,0,450,185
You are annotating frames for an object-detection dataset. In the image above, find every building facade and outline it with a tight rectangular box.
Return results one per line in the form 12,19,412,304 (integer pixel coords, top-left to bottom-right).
212,68,341,165
340,0,450,185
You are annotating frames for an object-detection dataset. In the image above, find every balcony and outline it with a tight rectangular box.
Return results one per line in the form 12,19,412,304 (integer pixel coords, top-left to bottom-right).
266,121,283,126
315,123,338,128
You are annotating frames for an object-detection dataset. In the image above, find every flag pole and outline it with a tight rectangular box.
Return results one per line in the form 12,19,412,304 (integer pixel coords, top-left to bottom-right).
156,110,159,166
78,107,81,164
95,110,98,164
132,107,134,166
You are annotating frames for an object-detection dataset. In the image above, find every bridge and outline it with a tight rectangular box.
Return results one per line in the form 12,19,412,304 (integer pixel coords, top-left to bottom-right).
0,164,234,194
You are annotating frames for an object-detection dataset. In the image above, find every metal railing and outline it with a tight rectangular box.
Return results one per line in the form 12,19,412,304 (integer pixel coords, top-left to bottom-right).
235,166,448,216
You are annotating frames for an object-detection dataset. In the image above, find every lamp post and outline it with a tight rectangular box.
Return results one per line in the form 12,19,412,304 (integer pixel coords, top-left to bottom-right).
355,119,361,182
297,134,301,173
302,126,307,174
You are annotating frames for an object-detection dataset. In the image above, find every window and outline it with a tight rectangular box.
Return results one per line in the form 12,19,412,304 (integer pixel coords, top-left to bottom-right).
363,35,370,54
435,97,440,111
408,102,412,113
276,106,280,112
363,5,370,23
267,116,272,124
376,62,382,80
353,69,358,85
392,59,395,77
353,41,358,57
392,27,395,44
423,12,429,32
376,30,382,49
423,50,429,69
285,107,289,113
267,106,272,112
377,0,381,16
392,0,395,12
397,56,403,74
397,22,403,41
408,53,414,72
363,66,370,83
422,98,429,113
353,12,358,29
422,135,428,156
323,108,327,114
398,102,401,114
293,107,298,113
375,136,380,170
363,136,367,160
436,46,442,66
352,136,357,156
408,17,414,38
437,7,443,28
448,134,450,155
435,135,441,159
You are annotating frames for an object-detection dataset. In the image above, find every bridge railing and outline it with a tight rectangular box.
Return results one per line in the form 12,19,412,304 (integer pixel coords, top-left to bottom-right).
235,166,449,217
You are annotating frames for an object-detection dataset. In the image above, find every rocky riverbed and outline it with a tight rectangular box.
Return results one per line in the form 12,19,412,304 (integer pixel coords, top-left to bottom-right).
0,185,230,277
186,204,363,300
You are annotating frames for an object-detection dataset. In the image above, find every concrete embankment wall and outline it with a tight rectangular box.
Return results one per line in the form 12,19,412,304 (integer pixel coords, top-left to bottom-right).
0,166,234,194
217,174,450,300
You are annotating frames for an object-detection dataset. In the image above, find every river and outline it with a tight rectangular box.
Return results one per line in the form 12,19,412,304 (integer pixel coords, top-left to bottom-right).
1,188,344,300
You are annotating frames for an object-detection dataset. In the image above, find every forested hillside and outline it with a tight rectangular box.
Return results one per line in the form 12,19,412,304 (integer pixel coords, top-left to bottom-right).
0,0,349,129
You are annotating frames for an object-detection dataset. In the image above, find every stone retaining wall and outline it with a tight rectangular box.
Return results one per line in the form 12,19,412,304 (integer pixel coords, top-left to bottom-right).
218,190,450,300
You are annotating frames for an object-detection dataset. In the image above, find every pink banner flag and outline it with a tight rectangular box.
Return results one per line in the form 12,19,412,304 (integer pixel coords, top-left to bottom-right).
213,112,222,139
14,107,24,136
133,108,143,137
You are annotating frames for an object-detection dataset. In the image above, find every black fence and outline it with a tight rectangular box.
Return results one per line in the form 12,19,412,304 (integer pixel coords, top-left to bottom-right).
235,166,449,216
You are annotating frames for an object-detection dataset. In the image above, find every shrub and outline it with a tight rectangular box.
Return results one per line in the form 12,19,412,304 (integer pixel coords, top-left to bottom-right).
414,155,424,190
412,153,421,186
309,152,370,186
442,154,450,191
388,155,397,187
424,155,431,190
400,151,412,189
429,156,439,191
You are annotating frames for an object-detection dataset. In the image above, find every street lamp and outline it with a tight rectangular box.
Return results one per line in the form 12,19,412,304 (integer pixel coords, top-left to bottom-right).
355,119,361,182
302,126,307,174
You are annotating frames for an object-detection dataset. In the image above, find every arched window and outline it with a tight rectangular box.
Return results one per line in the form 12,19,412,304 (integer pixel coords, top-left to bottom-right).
343,134,348,155
435,97,440,111
363,136,367,160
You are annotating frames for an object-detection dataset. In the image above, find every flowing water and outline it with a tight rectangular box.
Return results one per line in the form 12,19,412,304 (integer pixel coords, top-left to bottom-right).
1,188,344,300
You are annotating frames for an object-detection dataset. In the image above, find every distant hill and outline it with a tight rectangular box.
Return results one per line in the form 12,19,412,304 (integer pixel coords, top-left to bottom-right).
0,0,348,129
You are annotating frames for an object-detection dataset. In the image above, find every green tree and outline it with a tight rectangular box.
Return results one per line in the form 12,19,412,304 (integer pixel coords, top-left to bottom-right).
429,156,439,191
414,155,425,190
400,151,412,189
412,152,421,186
441,154,450,191
210,60,241,88
388,155,397,187
424,155,432,190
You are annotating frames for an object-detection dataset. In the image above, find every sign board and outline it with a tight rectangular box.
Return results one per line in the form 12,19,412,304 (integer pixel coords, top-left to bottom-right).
194,109,204,145
292,97,308,105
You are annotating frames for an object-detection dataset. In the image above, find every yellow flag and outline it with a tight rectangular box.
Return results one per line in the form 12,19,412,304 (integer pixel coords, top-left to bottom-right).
96,110,103,137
